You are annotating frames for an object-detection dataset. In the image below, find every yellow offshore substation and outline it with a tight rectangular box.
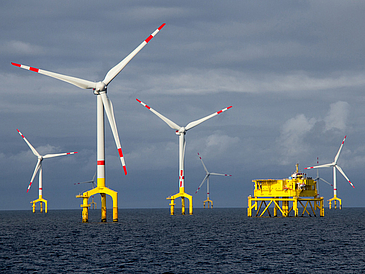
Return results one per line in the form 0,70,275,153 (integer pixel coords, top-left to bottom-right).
248,164,324,217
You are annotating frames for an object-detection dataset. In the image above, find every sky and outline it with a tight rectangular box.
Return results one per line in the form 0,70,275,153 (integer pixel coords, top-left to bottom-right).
1,1,365,211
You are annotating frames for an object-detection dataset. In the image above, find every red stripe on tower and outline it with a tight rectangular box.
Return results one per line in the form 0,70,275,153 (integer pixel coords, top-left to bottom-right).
97,160,105,165
118,148,123,157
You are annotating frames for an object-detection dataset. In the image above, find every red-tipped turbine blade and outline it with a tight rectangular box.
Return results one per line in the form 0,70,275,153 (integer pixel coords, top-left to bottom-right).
100,93,127,175
103,23,166,86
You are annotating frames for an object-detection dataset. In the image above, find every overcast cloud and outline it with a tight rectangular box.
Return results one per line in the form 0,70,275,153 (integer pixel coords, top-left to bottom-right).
1,1,365,211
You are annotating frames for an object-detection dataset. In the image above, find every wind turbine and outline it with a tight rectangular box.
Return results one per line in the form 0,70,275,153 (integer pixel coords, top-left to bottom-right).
75,172,97,209
313,157,332,188
195,152,232,209
12,23,165,222
305,136,354,209
17,129,77,213
136,98,232,215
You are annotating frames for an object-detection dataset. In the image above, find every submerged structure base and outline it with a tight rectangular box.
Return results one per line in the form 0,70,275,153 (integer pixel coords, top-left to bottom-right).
203,198,213,209
167,191,193,215
31,196,48,213
248,196,324,217
76,186,118,223
328,195,342,209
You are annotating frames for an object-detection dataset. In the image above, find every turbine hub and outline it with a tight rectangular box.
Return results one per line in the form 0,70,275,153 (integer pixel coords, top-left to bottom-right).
94,81,107,94
176,127,186,135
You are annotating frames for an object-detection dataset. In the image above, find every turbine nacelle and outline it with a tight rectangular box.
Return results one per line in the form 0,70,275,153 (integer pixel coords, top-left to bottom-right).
93,81,107,94
176,127,186,135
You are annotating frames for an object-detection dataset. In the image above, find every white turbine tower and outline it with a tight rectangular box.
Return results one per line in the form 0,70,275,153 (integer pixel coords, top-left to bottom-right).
136,98,232,215
12,23,165,222
17,129,77,213
195,152,232,209
305,136,354,209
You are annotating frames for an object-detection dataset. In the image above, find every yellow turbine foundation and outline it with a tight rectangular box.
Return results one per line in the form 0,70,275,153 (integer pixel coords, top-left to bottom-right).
328,195,342,209
166,187,193,215
76,178,118,223
31,195,48,213
203,198,213,209
89,197,97,209
247,164,324,217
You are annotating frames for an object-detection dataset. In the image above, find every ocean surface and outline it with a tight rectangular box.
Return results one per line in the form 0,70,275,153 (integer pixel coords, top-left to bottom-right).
1,208,365,273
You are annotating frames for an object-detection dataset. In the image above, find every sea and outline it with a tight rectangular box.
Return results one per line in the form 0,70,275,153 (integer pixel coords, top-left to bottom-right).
1,208,365,273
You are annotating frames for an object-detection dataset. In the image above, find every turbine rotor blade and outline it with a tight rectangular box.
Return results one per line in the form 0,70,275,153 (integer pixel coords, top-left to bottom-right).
197,153,209,174
136,99,181,130
185,106,232,131
195,175,209,194
336,165,354,188
17,129,40,157
319,177,333,186
103,23,166,86
100,92,127,175
210,173,232,177
74,180,94,185
43,151,78,159
28,159,42,192
11,63,96,90
334,136,347,163
305,163,333,170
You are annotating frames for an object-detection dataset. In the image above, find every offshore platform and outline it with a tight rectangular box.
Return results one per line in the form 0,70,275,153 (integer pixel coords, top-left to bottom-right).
248,164,324,217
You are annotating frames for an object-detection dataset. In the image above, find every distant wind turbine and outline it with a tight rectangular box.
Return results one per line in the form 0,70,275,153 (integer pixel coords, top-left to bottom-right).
136,98,232,215
305,136,354,209
17,129,77,213
195,152,232,208
75,173,97,209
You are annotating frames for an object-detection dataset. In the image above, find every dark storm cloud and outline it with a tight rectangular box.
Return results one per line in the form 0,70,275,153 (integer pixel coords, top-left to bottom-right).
1,1,365,210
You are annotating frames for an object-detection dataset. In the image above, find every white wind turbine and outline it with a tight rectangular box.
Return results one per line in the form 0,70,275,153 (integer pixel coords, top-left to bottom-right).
136,98,232,215
305,136,354,209
74,172,97,209
313,157,332,188
17,129,77,213
195,152,232,208
12,23,165,222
